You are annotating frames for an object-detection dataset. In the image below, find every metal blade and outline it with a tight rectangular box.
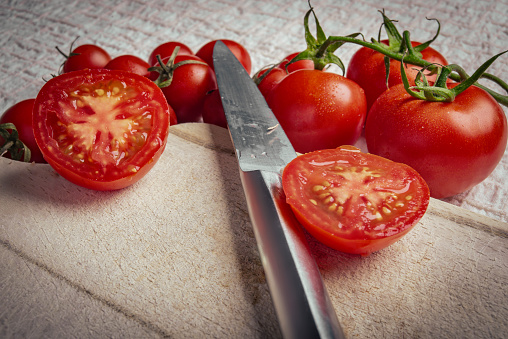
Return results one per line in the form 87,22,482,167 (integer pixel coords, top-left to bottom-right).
212,40,296,173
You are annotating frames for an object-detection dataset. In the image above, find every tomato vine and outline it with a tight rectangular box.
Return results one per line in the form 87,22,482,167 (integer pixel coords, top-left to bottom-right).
290,3,508,107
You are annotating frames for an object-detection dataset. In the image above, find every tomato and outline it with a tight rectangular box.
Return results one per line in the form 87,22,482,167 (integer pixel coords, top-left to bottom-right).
147,41,193,67
105,55,151,77
365,83,508,199
150,54,216,123
32,69,171,191
255,53,314,100
202,90,227,128
0,99,45,163
267,70,367,153
196,39,252,75
255,67,287,100
346,40,448,111
61,44,111,73
282,145,429,256
277,52,315,73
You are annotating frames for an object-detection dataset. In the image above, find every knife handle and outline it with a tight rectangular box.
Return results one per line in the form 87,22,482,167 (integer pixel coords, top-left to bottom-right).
240,169,345,339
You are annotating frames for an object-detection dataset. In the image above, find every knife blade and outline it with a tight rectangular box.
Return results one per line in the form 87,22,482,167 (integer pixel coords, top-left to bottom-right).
213,40,345,339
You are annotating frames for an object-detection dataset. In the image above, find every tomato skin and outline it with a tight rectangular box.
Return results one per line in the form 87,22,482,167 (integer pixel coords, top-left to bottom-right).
0,99,45,163
346,40,448,111
33,69,171,191
267,70,367,153
148,41,193,67
277,52,315,73
150,55,217,123
256,67,287,100
105,55,151,77
196,39,252,75
62,44,111,73
202,90,227,128
282,146,430,256
365,83,508,199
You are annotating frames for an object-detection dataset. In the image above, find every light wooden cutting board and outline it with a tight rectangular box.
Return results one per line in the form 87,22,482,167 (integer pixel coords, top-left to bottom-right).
1,123,507,338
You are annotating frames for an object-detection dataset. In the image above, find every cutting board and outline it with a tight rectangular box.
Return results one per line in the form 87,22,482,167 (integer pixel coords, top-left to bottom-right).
1,123,507,338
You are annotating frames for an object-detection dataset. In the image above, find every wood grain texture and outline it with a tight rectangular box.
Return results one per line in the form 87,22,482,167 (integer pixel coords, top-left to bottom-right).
1,123,507,338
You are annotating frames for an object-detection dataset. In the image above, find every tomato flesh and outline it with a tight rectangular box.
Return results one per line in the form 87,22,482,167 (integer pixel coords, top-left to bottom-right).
33,69,171,190
282,146,430,256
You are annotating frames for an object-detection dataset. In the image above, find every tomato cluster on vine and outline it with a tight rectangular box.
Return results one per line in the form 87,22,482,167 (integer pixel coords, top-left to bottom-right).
253,6,507,200
0,37,252,191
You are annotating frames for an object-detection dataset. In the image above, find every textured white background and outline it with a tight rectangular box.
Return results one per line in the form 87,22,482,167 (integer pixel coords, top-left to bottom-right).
1,0,507,222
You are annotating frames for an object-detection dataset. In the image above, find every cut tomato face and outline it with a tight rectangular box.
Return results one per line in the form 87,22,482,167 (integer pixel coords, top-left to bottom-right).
33,69,171,191
282,146,430,256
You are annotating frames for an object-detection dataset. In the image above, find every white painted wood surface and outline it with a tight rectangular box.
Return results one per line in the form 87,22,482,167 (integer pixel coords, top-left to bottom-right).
1,123,507,338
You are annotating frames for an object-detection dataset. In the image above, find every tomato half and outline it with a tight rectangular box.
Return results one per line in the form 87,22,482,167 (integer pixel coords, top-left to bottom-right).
267,70,367,153
62,44,111,73
33,69,171,191
346,40,448,111
365,83,508,199
282,146,430,256
277,52,315,73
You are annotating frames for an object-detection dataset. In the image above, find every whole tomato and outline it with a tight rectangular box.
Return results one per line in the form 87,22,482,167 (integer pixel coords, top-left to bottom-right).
255,67,287,100
60,44,111,73
148,41,193,67
0,99,45,163
365,83,508,199
255,52,315,100
150,55,217,123
105,55,151,77
267,70,367,153
346,40,448,110
202,89,227,129
196,39,252,75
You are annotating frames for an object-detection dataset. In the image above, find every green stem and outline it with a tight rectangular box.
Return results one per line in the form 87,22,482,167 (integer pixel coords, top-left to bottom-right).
326,35,508,107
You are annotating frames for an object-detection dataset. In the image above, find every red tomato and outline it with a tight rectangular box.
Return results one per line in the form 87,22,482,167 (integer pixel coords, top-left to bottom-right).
202,90,227,128
277,52,315,73
150,55,217,123
267,70,367,153
346,40,448,110
105,55,151,77
62,44,111,73
255,53,314,100
148,41,193,67
282,145,430,256
196,39,252,75
0,99,45,163
32,69,171,191
255,67,287,99
365,83,508,199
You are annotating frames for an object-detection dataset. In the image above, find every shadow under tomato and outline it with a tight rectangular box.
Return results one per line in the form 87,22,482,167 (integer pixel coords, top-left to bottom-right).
0,159,126,207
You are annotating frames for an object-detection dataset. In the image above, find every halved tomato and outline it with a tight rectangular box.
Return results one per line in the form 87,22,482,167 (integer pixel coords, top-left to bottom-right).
282,146,430,256
33,69,172,191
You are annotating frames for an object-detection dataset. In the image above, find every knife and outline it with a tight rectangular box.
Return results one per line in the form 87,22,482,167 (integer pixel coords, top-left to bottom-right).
213,40,345,339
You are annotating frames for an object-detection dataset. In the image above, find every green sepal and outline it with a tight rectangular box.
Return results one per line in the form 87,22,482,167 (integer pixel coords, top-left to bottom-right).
401,50,508,102
148,46,209,88
0,122,31,162
284,4,352,73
